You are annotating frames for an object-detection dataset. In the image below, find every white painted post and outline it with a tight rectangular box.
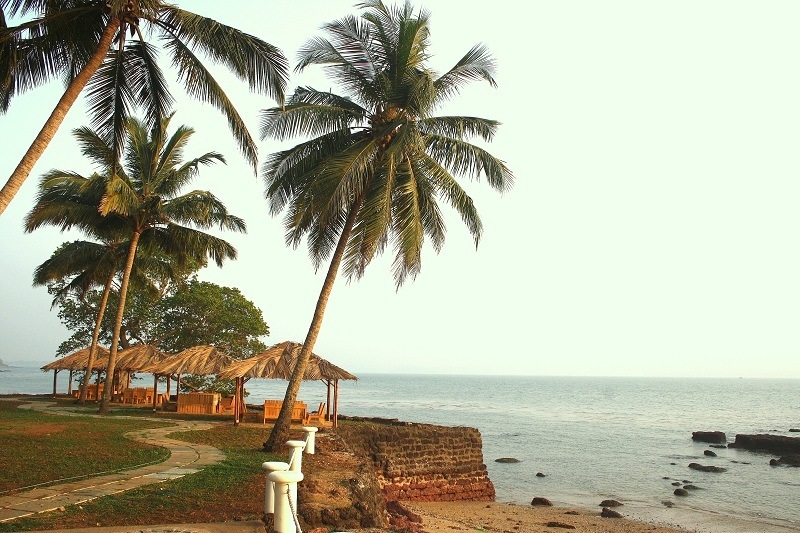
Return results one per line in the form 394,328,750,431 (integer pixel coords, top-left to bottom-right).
262,461,289,515
286,440,306,472
301,427,318,454
268,470,304,533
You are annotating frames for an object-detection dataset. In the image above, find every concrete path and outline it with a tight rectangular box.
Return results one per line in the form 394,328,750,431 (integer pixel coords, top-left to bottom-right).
0,399,226,524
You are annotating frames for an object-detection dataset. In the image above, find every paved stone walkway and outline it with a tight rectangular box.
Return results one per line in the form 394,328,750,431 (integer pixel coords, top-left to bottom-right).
0,399,226,524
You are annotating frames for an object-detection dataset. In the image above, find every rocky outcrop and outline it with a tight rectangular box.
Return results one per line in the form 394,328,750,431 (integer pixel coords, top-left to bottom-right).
674,488,689,496
704,450,717,457
336,421,495,502
692,431,726,444
599,499,622,507
601,507,622,518
531,497,553,506
729,434,800,454
495,457,520,463
688,462,727,473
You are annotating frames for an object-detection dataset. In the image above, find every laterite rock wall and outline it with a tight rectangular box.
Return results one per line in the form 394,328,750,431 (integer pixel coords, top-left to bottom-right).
336,421,495,502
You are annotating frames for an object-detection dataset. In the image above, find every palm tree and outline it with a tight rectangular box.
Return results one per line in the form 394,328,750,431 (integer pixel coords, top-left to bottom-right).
260,0,513,449
27,167,132,403
33,239,123,403
27,114,246,413
0,0,287,217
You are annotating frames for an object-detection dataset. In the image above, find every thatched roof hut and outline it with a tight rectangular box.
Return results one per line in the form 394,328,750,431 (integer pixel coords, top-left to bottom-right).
41,346,110,397
218,340,356,427
140,345,235,376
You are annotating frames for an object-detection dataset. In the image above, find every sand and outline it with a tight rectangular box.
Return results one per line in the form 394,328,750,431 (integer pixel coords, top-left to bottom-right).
402,501,687,532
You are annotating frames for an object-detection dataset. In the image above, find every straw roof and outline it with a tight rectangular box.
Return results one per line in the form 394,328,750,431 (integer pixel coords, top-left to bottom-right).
218,341,357,381
41,346,110,371
140,345,235,375
116,344,169,372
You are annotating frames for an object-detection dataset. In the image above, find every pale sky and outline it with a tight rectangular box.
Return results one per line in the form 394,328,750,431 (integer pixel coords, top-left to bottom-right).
1,0,799,378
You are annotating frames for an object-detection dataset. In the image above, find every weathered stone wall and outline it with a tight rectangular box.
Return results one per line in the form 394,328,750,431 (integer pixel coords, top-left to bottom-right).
336,421,495,502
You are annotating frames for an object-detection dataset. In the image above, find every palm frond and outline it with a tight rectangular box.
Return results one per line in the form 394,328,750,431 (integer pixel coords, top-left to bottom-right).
155,6,287,104
163,34,257,170
433,44,496,105
418,116,499,142
423,133,513,191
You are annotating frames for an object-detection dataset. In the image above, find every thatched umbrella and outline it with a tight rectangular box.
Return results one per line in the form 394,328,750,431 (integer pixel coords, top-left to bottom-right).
116,344,169,409
41,347,110,397
140,345,235,412
218,341,357,427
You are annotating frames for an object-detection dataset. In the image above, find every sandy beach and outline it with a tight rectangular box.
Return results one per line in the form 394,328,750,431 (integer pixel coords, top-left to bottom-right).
403,501,686,532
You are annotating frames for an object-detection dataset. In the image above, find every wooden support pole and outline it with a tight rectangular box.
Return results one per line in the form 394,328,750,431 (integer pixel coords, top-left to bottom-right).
152,374,159,412
52,370,58,397
333,379,339,428
68,370,73,395
326,379,332,422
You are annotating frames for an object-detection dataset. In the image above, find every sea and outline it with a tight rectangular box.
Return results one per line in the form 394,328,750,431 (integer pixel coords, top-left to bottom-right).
2,366,799,532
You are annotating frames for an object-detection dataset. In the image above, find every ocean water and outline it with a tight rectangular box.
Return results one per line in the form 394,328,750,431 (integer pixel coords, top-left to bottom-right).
3,367,799,531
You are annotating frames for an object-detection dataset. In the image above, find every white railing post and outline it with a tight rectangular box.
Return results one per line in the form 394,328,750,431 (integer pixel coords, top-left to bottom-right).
301,427,318,454
286,440,306,472
262,461,289,515
269,470,304,533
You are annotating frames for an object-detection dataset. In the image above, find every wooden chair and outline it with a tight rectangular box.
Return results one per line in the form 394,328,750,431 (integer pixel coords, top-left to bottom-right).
306,402,328,426
122,388,134,404
219,396,236,414
132,388,148,404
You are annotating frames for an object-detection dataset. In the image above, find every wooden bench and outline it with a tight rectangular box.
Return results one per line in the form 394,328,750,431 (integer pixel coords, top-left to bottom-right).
263,400,308,425
177,392,220,414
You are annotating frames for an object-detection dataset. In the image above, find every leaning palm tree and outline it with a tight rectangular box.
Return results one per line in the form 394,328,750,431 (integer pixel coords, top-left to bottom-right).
0,0,287,217
27,114,246,413
260,0,513,449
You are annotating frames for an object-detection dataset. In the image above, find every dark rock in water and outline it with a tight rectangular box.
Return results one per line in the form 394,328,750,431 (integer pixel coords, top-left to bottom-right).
729,434,800,454
536,472,546,477
779,455,800,466
730,460,750,464
495,457,520,463
710,444,728,449
692,431,726,444
671,482,681,486
790,429,800,433
670,462,677,465
599,499,623,507
674,488,689,496
662,500,675,508
662,476,671,479
683,484,701,490
682,480,692,483
704,450,717,457
688,462,727,473
531,497,552,506
564,511,580,515
770,459,780,466
601,508,622,518
546,522,576,529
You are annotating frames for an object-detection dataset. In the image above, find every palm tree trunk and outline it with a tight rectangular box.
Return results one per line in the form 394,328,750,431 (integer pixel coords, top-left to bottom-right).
99,231,140,414
0,20,119,217
264,192,368,450
78,271,115,404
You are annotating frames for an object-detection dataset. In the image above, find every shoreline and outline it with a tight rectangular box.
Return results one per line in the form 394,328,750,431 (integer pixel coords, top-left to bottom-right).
403,500,800,533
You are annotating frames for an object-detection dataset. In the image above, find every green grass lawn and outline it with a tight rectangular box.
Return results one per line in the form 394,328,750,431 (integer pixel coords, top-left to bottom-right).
0,400,170,492
0,405,284,532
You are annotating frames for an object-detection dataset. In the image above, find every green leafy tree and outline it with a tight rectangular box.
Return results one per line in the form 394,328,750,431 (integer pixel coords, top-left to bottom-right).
0,0,288,217
260,0,513,449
